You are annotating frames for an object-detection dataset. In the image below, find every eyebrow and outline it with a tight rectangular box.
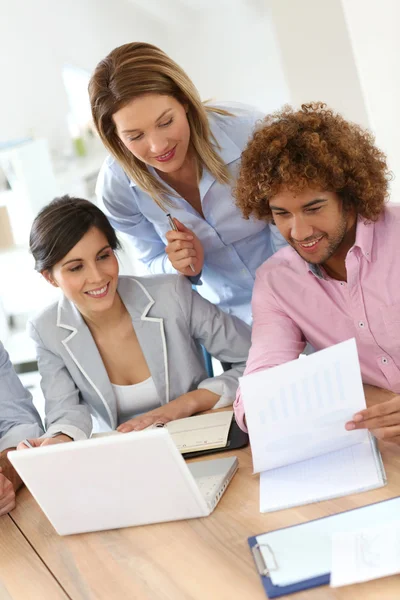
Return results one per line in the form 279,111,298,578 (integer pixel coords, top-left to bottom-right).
270,198,328,211
61,245,111,267
121,109,173,135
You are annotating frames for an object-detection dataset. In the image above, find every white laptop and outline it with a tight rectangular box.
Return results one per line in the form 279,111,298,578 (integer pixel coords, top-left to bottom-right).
8,428,238,536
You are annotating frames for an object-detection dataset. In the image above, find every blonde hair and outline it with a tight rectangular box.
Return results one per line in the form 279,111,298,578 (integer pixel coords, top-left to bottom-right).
89,42,232,209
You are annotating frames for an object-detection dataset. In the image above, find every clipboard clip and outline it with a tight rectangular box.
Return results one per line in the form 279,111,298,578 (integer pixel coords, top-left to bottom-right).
251,543,279,577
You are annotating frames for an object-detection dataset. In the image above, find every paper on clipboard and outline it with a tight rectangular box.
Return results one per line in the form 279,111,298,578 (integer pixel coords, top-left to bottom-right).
330,522,400,587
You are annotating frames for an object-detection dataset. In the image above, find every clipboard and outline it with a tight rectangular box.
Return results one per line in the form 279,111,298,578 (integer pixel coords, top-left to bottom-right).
183,418,248,459
248,538,329,598
248,496,400,598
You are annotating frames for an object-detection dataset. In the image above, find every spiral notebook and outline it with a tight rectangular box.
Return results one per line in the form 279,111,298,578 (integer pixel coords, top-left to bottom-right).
240,339,386,512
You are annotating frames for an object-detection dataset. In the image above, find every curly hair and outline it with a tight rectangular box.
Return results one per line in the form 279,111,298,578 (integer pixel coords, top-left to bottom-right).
235,102,391,222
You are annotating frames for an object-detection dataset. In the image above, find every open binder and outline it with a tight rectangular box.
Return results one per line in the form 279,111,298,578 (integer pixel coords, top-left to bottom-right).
248,496,400,598
241,340,386,512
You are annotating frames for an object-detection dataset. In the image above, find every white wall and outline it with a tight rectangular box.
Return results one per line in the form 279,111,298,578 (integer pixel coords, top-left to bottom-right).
0,0,290,153
341,0,400,200
0,0,165,152
268,0,369,126
160,1,290,114
1,0,396,186
267,0,399,199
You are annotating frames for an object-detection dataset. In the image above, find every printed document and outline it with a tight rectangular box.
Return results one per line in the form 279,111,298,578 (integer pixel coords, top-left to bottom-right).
240,339,386,511
331,522,400,587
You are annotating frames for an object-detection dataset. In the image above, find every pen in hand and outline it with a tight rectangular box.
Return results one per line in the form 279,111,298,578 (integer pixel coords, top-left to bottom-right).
166,213,196,273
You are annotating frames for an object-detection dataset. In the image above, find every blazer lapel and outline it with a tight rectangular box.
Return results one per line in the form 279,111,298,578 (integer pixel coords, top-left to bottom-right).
118,278,169,406
56,297,117,428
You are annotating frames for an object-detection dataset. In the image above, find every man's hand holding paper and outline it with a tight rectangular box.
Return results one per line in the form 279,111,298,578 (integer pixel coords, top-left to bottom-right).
240,339,387,512
346,393,400,445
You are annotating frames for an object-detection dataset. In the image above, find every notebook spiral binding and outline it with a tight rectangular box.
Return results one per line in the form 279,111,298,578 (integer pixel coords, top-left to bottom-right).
251,543,279,576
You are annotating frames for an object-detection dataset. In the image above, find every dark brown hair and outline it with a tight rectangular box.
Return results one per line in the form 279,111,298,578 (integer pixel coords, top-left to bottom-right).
30,195,120,272
235,102,391,222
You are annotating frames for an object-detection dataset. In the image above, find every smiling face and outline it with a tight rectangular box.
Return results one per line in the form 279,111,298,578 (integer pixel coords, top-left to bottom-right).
44,227,119,318
113,93,191,174
269,188,356,265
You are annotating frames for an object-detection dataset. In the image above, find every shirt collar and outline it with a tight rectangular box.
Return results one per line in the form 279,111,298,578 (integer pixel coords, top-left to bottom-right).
128,110,241,188
57,276,156,330
208,112,242,165
308,263,326,279
307,216,374,280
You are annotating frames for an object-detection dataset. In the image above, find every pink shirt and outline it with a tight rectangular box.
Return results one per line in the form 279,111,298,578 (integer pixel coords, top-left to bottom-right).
234,205,400,431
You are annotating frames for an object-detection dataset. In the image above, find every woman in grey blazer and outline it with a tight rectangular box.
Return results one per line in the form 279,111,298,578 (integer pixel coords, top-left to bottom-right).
25,196,251,445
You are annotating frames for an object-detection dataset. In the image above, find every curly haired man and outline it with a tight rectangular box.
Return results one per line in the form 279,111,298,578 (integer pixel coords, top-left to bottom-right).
233,102,400,445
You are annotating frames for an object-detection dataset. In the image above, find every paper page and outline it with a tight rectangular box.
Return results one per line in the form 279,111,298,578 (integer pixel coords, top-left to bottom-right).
240,339,367,473
255,497,400,588
91,413,232,453
165,411,233,453
330,523,400,587
259,437,384,513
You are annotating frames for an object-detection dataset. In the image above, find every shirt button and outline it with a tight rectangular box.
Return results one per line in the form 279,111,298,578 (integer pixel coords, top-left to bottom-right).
358,321,365,328
382,357,388,364
340,282,345,286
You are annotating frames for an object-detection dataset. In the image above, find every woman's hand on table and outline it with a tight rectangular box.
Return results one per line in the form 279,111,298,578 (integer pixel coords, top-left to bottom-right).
165,218,204,276
117,389,220,432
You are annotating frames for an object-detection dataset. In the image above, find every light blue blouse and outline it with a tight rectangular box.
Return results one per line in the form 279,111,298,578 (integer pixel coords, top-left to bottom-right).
96,103,286,324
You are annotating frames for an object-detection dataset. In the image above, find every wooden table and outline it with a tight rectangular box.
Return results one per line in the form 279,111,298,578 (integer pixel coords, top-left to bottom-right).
5,442,400,600
0,513,68,599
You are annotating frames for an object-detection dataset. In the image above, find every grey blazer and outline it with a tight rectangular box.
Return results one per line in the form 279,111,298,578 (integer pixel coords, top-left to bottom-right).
28,275,251,440
0,341,44,452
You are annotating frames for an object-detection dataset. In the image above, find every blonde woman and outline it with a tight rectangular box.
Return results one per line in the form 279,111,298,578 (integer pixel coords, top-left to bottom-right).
90,42,285,326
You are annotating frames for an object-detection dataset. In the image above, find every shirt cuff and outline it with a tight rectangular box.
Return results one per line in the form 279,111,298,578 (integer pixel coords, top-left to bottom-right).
233,393,248,432
0,424,44,452
188,271,202,286
43,424,88,442
197,379,234,409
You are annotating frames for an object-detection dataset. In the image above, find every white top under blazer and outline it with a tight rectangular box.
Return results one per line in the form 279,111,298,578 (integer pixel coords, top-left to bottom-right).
27,275,252,441
111,377,160,423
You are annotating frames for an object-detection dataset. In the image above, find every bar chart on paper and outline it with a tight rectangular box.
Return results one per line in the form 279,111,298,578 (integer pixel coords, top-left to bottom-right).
240,339,386,512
